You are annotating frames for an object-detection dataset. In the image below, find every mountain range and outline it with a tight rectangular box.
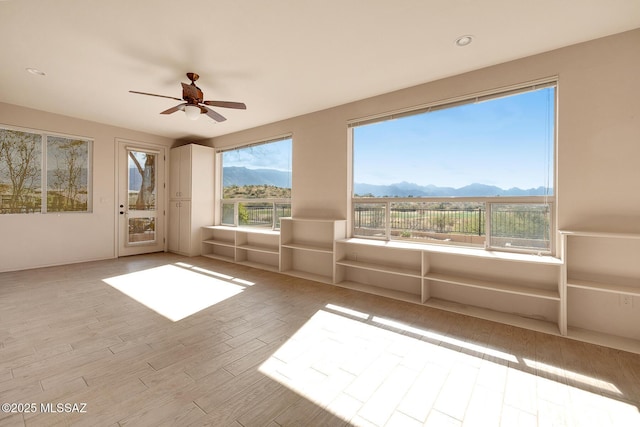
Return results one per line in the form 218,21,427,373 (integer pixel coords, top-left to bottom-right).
354,181,551,197
222,166,551,197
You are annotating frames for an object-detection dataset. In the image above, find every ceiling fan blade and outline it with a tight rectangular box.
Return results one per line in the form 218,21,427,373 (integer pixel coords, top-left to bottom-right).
160,103,186,115
129,91,182,101
203,106,227,122
203,100,247,110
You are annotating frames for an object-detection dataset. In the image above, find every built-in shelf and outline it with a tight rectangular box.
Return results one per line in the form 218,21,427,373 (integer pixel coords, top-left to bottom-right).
336,259,421,278
202,252,235,264
560,229,640,353
335,236,563,337
281,242,333,253
566,278,640,297
282,269,333,284
203,239,234,248
237,260,279,273
236,243,280,254
280,218,347,282
426,272,561,301
195,224,640,355
334,280,422,304
202,219,347,284
201,225,280,271
424,298,561,336
335,238,422,301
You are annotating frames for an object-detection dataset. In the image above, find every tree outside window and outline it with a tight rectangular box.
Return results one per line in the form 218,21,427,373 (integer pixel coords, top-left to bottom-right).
0,127,91,214
0,129,42,214
47,136,90,212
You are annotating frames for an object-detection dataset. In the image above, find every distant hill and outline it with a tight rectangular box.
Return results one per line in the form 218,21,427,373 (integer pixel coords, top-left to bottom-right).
354,181,552,197
126,166,293,192
218,166,551,197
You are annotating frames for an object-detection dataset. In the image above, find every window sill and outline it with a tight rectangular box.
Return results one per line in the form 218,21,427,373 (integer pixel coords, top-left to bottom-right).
338,237,562,265
212,225,281,235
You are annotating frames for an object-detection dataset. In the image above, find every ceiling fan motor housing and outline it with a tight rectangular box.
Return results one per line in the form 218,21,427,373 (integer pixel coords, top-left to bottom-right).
182,82,204,104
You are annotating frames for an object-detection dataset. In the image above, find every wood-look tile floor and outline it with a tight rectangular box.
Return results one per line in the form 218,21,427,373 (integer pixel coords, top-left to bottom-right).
1,253,639,426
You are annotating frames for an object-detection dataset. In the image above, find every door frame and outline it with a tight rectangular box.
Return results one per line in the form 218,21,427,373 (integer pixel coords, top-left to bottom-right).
115,138,168,257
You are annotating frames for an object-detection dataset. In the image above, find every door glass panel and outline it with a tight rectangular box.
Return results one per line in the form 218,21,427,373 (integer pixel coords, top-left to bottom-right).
127,149,157,246
128,217,156,243
128,151,156,211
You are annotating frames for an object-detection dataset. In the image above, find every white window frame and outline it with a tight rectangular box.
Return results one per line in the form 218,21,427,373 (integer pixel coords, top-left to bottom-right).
216,134,292,230
0,124,93,214
348,79,557,255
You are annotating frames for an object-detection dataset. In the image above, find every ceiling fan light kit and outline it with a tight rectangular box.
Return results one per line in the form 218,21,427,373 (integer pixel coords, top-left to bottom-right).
184,104,201,120
129,72,246,123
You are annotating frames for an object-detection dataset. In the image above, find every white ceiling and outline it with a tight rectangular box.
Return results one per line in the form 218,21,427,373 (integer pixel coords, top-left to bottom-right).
1,0,639,141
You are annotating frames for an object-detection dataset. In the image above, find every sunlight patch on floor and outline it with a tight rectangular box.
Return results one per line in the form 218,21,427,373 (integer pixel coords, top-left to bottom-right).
325,303,369,320
259,304,640,426
371,315,518,364
103,263,246,321
523,357,622,396
175,262,256,286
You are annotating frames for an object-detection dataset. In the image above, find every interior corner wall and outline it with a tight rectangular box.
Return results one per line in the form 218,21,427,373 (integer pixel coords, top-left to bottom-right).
209,28,640,234
0,103,174,272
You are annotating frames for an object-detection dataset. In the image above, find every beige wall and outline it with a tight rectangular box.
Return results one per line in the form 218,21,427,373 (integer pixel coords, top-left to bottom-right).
210,28,640,234
0,103,174,272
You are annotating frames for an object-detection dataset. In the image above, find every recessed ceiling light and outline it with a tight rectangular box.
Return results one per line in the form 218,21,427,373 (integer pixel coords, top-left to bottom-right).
25,67,46,76
455,35,473,47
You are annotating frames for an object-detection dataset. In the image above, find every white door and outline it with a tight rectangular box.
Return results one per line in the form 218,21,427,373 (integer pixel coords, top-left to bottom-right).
118,140,166,256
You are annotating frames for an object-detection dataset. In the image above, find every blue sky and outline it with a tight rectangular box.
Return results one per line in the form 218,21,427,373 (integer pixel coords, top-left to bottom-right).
222,138,293,172
221,87,555,192
354,87,555,190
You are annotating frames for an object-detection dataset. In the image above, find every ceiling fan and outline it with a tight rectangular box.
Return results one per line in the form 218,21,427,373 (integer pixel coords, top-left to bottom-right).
129,72,246,122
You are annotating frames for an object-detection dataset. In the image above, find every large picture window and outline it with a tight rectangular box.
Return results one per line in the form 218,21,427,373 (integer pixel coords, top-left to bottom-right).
0,127,92,214
219,136,292,228
351,81,556,253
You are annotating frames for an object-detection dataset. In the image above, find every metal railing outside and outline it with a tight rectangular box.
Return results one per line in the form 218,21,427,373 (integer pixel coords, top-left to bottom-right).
353,199,552,253
221,199,291,230
388,207,485,236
